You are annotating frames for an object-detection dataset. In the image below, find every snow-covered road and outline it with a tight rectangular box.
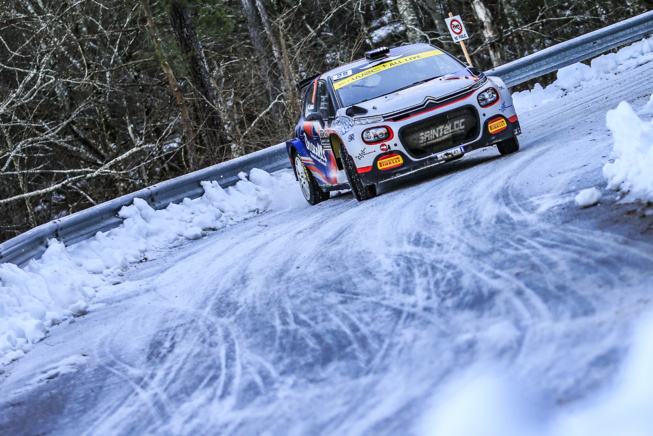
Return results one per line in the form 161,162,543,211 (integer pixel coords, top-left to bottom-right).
2,48,653,435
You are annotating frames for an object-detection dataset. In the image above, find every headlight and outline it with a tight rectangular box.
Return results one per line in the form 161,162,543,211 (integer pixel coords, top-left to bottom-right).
362,126,391,144
477,87,499,107
353,116,384,125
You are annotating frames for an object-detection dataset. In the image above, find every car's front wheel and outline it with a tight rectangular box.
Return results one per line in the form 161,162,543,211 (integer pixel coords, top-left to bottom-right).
497,137,520,155
341,147,377,201
293,153,329,205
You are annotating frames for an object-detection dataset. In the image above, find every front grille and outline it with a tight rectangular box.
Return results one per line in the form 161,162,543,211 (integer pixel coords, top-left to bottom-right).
399,107,479,158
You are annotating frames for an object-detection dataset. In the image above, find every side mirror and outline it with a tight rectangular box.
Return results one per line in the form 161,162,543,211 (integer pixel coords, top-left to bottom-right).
305,112,324,126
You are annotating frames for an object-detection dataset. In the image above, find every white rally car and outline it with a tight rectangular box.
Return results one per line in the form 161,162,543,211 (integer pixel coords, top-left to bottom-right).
286,43,521,204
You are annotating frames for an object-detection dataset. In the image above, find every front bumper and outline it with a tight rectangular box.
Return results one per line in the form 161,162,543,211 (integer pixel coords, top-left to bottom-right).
358,114,520,186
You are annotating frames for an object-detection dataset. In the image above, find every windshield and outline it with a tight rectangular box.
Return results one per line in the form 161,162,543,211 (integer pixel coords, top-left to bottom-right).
332,49,466,107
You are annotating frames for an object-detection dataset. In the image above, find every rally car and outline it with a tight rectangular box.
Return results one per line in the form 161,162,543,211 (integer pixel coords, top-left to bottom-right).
286,43,521,204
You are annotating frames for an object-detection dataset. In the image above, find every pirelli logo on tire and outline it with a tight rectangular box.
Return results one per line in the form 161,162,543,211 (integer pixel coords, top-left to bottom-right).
377,154,403,170
488,118,508,134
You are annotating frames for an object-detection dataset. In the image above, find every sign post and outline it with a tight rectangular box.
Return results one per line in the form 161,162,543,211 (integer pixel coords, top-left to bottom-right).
445,13,473,67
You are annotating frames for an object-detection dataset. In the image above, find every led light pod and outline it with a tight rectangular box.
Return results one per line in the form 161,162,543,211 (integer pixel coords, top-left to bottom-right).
477,87,499,107
362,126,392,144
353,116,384,126
365,47,390,60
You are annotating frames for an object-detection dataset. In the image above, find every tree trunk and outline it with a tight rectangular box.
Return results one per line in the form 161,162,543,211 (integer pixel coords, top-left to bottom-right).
470,0,504,67
253,0,297,132
499,0,525,62
240,0,282,113
396,0,425,43
169,2,230,163
419,0,457,50
254,0,285,72
278,24,299,118
241,0,273,76
142,0,197,171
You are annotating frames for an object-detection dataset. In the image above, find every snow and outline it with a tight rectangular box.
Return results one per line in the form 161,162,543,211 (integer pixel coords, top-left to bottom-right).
603,101,653,201
420,315,653,436
512,82,563,111
36,354,89,383
0,169,304,365
9,354,90,397
420,373,544,436
512,37,653,203
575,187,602,208
646,94,653,111
1,34,653,436
513,36,653,112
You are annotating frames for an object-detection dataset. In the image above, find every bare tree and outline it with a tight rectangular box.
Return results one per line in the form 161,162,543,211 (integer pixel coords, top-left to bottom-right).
240,0,280,104
396,0,427,43
142,0,198,171
469,0,504,67
169,2,230,162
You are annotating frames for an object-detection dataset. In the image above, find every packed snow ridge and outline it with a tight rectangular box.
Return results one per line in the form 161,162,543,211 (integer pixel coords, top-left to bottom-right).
513,37,653,112
0,169,304,365
514,36,653,203
604,101,653,201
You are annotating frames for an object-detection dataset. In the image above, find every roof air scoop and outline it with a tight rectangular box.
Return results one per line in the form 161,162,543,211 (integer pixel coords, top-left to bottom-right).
365,47,390,60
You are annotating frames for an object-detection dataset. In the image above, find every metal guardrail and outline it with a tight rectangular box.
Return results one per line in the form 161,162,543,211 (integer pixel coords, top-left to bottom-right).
0,144,288,266
488,10,653,87
2,10,653,267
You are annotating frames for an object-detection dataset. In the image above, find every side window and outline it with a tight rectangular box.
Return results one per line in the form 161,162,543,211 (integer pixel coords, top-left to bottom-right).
303,82,317,118
316,81,335,120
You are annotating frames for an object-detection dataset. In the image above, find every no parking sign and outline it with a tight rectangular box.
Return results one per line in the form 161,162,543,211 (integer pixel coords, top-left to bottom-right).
445,13,473,66
445,15,469,43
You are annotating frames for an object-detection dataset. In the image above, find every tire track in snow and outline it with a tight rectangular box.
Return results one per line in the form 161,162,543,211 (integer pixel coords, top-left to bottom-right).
3,56,653,436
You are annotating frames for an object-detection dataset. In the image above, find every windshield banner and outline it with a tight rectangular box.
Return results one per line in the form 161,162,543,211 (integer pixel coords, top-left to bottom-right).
332,49,443,90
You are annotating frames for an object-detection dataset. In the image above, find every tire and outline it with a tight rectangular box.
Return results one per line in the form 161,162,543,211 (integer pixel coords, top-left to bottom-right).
341,147,377,201
293,153,329,205
497,136,520,155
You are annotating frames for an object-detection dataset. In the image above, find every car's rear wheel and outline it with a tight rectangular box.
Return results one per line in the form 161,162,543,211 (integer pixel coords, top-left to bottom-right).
341,147,377,201
497,136,520,155
293,153,329,205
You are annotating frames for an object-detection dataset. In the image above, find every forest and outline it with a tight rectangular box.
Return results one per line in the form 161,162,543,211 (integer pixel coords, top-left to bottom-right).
0,0,650,242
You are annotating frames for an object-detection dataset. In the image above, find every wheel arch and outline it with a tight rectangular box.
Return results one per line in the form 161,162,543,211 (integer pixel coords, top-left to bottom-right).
329,133,345,170
286,138,308,180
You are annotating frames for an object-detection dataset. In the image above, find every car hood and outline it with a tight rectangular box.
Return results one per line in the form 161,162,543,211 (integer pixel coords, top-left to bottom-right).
347,70,480,117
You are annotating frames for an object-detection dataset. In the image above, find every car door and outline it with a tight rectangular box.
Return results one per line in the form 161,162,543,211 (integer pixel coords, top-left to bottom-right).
300,80,338,184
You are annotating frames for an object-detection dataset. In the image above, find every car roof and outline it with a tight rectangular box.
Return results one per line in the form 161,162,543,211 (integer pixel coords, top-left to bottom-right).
324,43,439,79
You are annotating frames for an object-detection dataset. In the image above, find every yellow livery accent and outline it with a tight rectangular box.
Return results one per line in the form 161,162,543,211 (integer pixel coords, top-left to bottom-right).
488,118,508,134
378,154,403,170
333,50,443,90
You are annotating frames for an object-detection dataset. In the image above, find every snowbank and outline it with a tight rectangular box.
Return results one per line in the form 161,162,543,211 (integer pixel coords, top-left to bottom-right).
420,315,653,436
603,101,653,202
0,169,303,365
511,36,653,203
513,37,653,112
